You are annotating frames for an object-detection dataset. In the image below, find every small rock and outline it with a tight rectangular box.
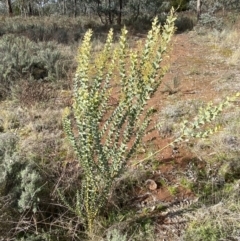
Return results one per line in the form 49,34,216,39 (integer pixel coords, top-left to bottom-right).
145,179,157,190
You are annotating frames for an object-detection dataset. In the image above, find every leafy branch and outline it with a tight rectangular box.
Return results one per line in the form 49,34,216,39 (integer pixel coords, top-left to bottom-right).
133,92,240,166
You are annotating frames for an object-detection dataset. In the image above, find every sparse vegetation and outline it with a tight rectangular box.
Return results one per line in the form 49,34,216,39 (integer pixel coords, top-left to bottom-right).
0,3,240,241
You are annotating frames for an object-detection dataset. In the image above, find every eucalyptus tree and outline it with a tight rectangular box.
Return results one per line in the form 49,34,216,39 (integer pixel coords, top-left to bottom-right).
6,0,13,15
125,0,173,23
93,0,123,24
15,0,31,16
197,0,201,20
190,0,240,18
189,0,240,28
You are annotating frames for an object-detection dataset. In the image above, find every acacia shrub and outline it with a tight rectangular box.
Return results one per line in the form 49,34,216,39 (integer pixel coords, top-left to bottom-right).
62,9,176,236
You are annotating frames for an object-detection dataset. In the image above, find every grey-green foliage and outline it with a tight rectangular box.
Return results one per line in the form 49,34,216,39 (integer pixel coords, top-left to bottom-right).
189,0,240,12
138,95,239,167
18,164,42,213
62,10,176,234
0,132,42,213
198,1,224,29
0,34,71,98
17,233,51,241
174,95,239,143
189,0,240,29
206,0,240,10
126,0,171,22
0,132,19,184
199,12,223,30
104,229,127,241
0,131,57,240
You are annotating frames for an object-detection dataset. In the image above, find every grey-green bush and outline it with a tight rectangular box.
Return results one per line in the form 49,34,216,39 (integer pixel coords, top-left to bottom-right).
0,34,73,99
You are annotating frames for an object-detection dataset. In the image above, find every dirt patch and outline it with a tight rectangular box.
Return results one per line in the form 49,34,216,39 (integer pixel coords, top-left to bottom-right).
121,30,240,236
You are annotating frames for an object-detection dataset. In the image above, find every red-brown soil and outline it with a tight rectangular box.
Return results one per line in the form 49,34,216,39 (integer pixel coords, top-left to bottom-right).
125,29,238,214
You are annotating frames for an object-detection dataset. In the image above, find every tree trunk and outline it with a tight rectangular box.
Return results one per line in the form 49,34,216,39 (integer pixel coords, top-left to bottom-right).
117,0,122,25
28,1,33,16
62,0,66,15
6,0,13,16
197,0,201,21
108,0,112,24
73,0,77,17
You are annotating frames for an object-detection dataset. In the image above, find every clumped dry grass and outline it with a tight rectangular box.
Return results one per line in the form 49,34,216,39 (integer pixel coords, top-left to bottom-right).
183,180,240,241
206,26,240,67
157,99,203,138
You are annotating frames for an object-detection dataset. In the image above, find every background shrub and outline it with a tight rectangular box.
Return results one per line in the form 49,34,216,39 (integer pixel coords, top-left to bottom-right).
0,34,73,100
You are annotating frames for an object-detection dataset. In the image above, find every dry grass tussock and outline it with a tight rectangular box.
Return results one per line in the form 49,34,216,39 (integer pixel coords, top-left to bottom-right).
184,180,240,241
206,26,240,66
